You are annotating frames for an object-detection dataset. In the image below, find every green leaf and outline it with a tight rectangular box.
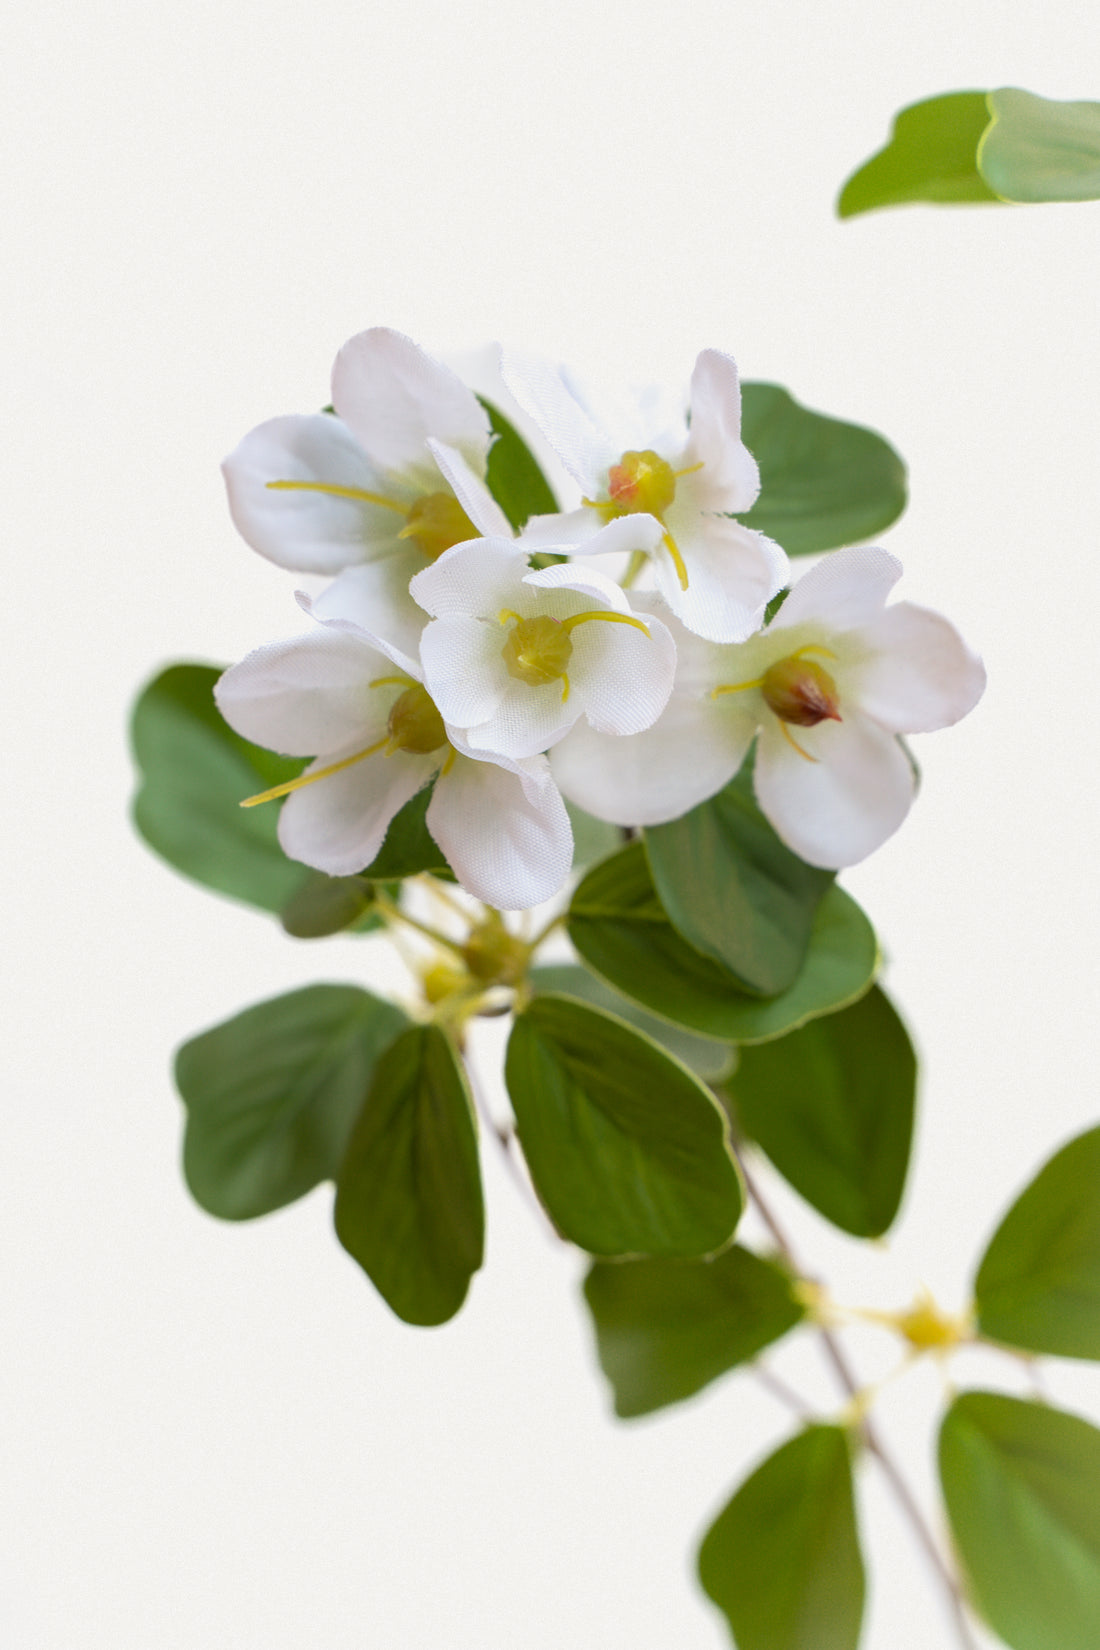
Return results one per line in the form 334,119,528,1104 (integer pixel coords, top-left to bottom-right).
360,783,451,879
975,1125,1100,1358
939,1391,1100,1650
698,1425,865,1650
334,1024,484,1326
131,662,310,914
505,995,742,1257
645,762,834,995
837,91,999,218
739,383,908,556
565,799,622,871
480,396,558,530
529,963,734,1081
584,1245,804,1417
175,984,408,1220
979,88,1100,203
568,841,877,1043
280,873,381,938
725,985,915,1238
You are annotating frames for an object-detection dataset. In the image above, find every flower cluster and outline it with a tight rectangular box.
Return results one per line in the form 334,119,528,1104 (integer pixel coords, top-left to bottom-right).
216,328,985,908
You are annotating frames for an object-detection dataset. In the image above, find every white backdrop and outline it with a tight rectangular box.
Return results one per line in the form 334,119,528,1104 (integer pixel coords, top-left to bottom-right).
4,2,1099,1646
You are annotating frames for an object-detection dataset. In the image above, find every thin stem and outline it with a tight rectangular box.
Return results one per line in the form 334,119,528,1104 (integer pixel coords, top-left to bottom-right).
462,1049,564,1241
751,1362,817,1420
526,910,566,955
373,890,467,958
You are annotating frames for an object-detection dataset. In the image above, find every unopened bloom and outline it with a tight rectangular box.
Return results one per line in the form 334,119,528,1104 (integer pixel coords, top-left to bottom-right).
550,547,986,869
501,347,788,643
214,607,573,910
408,537,676,760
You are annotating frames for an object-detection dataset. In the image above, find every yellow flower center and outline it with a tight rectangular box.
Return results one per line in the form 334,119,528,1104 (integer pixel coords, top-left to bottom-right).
386,684,449,754
761,656,842,728
501,615,574,687
606,449,678,517
399,492,478,559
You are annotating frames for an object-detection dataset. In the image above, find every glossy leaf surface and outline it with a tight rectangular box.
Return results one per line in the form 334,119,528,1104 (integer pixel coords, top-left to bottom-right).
837,91,998,216
334,1024,484,1326
584,1245,804,1417
505,995,742,1257
645,763,834,995
980,89,1100,202
529,963,734,1081
568,842,876,1043
727,986,915,1237
940,1391,1100,1650
176,984,408,1219
131,662,309,913
739,383,908,555
975,1125,1100,1358
480,396,558,529
699,1426,865,1650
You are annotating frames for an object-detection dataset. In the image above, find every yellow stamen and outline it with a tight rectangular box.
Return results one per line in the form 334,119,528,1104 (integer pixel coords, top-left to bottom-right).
662,530,689,591
673,460,705,479
368,675,413,690
498,609,523,626
560,673,570,703
712,676,764,699
559,610,651,637
779,720,819,763
240,737,388,807
266,480,406,514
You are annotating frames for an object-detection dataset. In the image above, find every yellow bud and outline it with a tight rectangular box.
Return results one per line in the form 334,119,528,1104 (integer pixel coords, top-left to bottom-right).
761,656,842,728
606,450,677,518
501,614,574,687
421,960,468,1004
894,1295,969,1353
462,917,528,985
401,492,477,559
386,685,448,754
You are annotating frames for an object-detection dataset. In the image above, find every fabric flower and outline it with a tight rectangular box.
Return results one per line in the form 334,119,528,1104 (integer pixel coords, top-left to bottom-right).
222,326,512,646
501,347,788,644
213,605,573,911
550,547,986,869
408,537,676,760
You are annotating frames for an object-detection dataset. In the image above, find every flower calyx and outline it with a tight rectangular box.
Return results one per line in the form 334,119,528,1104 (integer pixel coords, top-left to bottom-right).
386,684,449,754
761,653,842,728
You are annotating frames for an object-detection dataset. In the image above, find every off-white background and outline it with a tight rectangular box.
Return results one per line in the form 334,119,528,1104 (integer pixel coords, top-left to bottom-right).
4,2,1099,1646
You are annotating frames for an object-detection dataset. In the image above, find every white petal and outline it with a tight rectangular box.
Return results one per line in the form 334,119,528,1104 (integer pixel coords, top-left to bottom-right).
279,744,435,876
222,414,409,573
518,506,603,548
681,349,761,512
774,546,902,632
428,753,573,909
409,535,527,618
852,602,987,733
419,616,511,728
463,676,579,760
331,328,491,484
550,696,749,826
426,438,513,538
500,349,616,493
214,629,388,755
522,558,638,613
652,517,787,643
568,610,676,735
306,553,428,667
753,709,915,868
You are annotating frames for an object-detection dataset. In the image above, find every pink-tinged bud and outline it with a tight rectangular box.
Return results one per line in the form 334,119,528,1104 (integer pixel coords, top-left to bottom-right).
761,656,842,727
606,449,677,518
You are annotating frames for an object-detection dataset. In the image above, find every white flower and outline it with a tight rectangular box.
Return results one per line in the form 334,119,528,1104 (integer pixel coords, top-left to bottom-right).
501,347,788,644
221,327,511,651
550,547,986,869
213,607,573,911
408,536,676,761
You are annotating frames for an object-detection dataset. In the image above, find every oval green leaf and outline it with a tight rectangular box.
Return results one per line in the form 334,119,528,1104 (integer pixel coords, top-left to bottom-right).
505,995,742,1258
975,1125,1100,1358
568,841,877,1043
480,396,558,529
837,90,999,217
698,1425,865,1650
584,1245,804,1417
334,1024,484,1326
739,383,908,556
979,89,1100,203
565,799,622,871
529,963,734,1081
645,762,834,995
131,662,310,914
939,1391,1100,1650
725,985,915,1237
360,783,451,879
280,872,381,938
176,984,409,1219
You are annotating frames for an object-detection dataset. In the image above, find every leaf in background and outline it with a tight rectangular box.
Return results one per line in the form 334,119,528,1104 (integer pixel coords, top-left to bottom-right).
334,1024,484,1326
975,1125,1100,1359
505,995,742,1258
939,1391,1100,1650
565,799,622,871
131,662,310,913
360,783,452,879
979,88,1100,202
280,873,381,938
529,963,735,1081
568,841,876,1043
480,396,558,529
738,383,908,556
698,1426,865,1650
837,91,999,217
726,985,915,1238
176,984,408,1220
645,762,834,995
584,1245,804,1417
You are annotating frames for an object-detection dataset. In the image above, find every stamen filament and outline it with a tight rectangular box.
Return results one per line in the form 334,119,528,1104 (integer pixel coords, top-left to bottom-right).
560,673,571,703
712,676,764,698
368,675,413,690
779,721,819,763
559,610,651,637
498,609,523,626
662,530,690,591
673,460,705,479
240,737,388,807
266,480,407,514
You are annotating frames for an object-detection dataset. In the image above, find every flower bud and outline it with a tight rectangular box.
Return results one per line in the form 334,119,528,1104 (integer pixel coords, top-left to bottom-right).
606,449,677,518
401,492,477,559
387,685,448,754
761,655,841,727
502,615,574,687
